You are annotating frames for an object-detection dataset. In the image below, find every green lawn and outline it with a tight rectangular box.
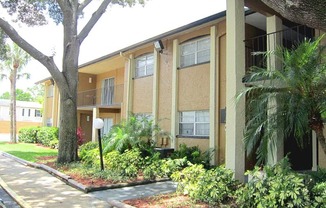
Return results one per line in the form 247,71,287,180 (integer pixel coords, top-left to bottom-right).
0,142,57,162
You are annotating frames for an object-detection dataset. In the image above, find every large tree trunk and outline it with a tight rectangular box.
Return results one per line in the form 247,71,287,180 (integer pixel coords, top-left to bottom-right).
57,88,78,163
9,68,17,143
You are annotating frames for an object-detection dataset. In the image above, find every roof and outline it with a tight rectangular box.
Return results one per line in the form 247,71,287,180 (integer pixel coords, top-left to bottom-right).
0,99,42,108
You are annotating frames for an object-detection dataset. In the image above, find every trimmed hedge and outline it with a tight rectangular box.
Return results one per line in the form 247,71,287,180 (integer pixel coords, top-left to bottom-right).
18,126,39,143
18,126,59,148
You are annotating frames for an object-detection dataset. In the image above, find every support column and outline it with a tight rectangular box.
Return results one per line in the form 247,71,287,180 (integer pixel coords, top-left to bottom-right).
52,84,59,127
152,49,160,143
226,0,245,182
312,132,318,171
266,15,283,166
171,39,179,149
92,107,99,142
125,54,134,119
210,25,217,165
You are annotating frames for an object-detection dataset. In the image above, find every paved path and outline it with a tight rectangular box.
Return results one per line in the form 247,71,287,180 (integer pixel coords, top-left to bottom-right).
0,153,177,208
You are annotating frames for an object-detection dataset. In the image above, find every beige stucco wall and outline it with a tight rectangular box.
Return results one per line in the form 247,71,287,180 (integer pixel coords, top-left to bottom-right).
0,121,42,133
78,73,97,92
133,76,153,114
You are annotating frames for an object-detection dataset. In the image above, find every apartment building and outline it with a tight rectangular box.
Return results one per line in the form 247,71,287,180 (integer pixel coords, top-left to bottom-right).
0,99,42,133
39,0,326,180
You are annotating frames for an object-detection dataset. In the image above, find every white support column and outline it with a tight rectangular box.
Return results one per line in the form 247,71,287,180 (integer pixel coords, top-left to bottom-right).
171,39,179,149
266,15,284,166
210,25,217,165
152,49,160,143
312,131,318,171
125,54,134,119
92,107,99,142
226,0,246,182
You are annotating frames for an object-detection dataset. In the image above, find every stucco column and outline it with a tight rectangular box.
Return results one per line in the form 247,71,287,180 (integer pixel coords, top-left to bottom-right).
210,25,217,165
152,49,160,143
92,107,99,142
312,132,318,171
125,54,134,119
266,15,284,166
225,0,246,182
52,84,59,127
171,39,179,149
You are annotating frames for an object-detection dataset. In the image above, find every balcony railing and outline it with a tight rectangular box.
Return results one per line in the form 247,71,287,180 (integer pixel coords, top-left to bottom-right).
244,25,316,71
77,84,124,107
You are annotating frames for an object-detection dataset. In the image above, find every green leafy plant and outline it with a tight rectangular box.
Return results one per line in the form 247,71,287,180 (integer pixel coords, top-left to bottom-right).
311,182,326,207
171,144,213,168
36,127,59,148
18,126,40,143
236,158,311,207
171,163,237,205
103,114,160,155
104,148,143,178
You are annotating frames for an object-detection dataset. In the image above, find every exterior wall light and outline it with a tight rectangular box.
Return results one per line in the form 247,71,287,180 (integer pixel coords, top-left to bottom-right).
154,40,164,53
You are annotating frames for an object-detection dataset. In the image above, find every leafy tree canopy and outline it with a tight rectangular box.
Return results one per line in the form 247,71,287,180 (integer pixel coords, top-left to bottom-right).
0,89,33,101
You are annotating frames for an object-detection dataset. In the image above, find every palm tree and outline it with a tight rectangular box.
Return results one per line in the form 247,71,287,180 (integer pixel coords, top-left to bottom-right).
0,43,30,143
239,35,326,165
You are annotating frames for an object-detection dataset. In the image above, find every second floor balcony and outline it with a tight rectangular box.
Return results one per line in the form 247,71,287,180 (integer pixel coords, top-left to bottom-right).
77,84,124,108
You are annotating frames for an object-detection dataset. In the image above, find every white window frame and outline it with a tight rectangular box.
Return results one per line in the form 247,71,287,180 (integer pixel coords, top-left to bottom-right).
179,110,209,136
135,53,154,78
180,36,210,68
101,77,115,105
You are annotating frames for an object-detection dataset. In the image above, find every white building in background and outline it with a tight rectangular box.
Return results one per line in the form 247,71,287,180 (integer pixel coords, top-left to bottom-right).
0,99,42,134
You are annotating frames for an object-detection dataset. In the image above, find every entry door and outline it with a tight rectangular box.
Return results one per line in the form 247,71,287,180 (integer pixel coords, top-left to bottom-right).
80,113,93,143
102,118,113,137
102,78,115,105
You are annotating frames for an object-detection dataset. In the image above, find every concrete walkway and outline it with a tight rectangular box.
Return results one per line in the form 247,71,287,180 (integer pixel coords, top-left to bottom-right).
0,153,177,208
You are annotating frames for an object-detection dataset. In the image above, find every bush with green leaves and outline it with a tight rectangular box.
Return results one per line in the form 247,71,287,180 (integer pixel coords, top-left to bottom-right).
103,114,159,155
36,127,59,148
236,158,311,208
104,148,143,178
311,182,326,207
78,142,99,165
171,163,237,205
142,154,187,180
18,126,40,143
171,144,213,168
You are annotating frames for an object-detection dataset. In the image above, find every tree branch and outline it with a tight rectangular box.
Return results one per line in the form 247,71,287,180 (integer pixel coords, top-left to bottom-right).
78,0,112,44
0,17,64,85
78,0,93,14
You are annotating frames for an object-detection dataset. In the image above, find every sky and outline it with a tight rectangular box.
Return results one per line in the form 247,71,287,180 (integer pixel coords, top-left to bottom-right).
0,0,226,94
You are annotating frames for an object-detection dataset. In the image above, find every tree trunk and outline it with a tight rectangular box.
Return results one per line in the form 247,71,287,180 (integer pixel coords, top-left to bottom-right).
9,68,17,143
57,89,78,163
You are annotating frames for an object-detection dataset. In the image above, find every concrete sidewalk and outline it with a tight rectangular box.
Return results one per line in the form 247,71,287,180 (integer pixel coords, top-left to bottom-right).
0,153,177,208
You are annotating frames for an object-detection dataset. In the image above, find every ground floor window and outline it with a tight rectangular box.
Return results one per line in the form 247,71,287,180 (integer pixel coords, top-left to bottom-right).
179,110,209,136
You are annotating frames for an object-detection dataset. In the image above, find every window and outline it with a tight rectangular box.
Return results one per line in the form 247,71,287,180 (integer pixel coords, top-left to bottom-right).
22,109,25,116
179,110,209,136
135,53,154,78
180,36,210,68
35,110,42,117
102,78,115,105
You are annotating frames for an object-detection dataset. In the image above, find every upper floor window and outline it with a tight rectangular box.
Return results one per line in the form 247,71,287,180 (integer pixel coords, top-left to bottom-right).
135,53,154,78
35,110,42,117
179,110,209,136
180,36,210,68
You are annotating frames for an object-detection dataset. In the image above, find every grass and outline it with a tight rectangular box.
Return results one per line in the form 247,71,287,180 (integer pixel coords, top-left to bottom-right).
0,142,57,162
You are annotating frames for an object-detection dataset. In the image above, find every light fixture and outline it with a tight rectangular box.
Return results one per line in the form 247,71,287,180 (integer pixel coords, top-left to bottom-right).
154,40,164,53
88,77,92,83
93,118,105,171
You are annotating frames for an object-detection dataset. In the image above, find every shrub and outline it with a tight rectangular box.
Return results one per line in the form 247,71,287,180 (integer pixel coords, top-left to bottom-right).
103,114,159,154
235,158,311,208
171,144,213,168
104,148,143,178
79,142,99,165
312,182,326,207
77,127,85,146
36,127,59,147
171,164,237,205
18,126,40,143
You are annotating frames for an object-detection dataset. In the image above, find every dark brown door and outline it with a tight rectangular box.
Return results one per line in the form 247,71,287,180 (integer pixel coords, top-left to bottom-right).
80,113,93,143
